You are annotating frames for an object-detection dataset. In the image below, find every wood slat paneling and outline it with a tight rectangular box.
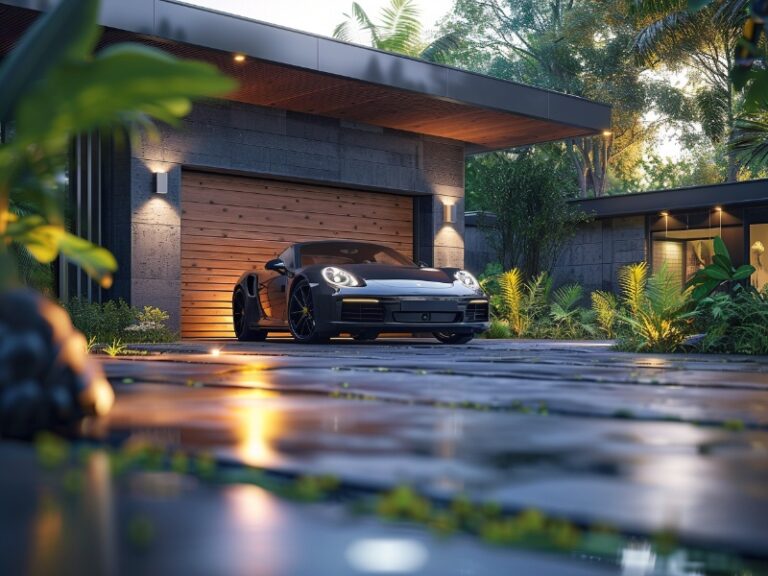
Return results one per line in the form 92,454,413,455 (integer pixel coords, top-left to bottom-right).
181,171,414,338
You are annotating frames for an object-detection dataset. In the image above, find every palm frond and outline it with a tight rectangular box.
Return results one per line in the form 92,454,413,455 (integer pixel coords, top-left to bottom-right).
351,2,381,46
591,290,619,338
619,262,648,316
332,19,354,42
525,272,552,317
378,0,422,55
633,11,690,63
419,31,463,63
730,116,768,168
695,88,729,143
553,284,583,312
499,268,526,336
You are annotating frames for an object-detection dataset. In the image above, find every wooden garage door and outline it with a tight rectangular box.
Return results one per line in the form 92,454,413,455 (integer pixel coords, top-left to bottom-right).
181,171,414,338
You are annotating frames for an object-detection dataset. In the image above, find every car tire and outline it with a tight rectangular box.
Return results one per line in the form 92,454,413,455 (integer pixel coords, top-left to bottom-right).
288,279,330,344
233,289,268,342
353,331,379,342
432,332,474,345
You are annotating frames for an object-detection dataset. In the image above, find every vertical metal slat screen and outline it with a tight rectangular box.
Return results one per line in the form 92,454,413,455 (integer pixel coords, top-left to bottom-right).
59,133,102,303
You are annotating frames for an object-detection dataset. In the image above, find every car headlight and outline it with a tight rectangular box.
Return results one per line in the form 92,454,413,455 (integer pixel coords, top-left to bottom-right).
322,266,360,287
454,270,479,289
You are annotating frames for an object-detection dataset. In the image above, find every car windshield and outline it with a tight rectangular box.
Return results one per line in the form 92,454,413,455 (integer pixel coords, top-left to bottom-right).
298,242,414,267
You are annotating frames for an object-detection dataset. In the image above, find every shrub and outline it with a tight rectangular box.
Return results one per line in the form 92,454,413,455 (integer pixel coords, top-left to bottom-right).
64,298,175,344
484,318,512,339
486,267,596,339
615,263,696,353
591,290,619,338
549,283,595,339
694,287,768,355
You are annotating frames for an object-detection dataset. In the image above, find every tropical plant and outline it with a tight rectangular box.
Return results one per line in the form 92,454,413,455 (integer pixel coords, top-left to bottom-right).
550,283,595,339
333,0,461,62
695,287,768,354
498,268,527,336
591,290,620,338
444,0,674,197
0,0,236,291
616,263,696,352
686,236,755,302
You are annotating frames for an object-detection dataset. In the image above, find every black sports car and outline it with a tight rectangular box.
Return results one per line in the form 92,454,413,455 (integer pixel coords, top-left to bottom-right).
232,240,490,344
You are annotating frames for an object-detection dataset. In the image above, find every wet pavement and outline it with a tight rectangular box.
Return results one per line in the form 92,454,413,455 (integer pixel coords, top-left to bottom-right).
3,338,768,574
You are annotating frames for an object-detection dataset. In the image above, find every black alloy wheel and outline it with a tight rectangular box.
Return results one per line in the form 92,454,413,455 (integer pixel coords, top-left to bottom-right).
233,289,268,341
432,332,474,344
288,280,328,343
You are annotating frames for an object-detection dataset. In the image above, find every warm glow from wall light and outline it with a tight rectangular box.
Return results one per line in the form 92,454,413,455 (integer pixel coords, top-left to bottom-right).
234,53,246,62
210,348,222,357
660,211,669,217
602,130,613,137
715,206,723,212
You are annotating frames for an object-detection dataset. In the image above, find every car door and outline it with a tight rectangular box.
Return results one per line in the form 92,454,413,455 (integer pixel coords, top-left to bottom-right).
265,274,288,323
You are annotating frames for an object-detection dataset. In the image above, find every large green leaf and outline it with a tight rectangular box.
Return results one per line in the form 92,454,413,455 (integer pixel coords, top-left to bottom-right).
712,254,733,271
0,0,99,122
8,217,117,287
15,44,237,147
732,264,756,280
713,236,730,260
703,266,731,281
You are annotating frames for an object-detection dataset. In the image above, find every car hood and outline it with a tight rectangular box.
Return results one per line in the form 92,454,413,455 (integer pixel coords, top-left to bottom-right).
341,264,455,283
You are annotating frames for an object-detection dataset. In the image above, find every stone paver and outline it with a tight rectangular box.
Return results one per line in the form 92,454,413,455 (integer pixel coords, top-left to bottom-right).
4,338,768,575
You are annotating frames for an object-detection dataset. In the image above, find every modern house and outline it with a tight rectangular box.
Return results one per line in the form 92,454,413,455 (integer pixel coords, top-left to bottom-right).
1,0,610,337
467,180,768,293
557,179,768,294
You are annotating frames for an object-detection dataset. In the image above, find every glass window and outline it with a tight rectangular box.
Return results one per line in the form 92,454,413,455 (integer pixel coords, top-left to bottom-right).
750,223,768,291
298,242,413,267
651,228,734,288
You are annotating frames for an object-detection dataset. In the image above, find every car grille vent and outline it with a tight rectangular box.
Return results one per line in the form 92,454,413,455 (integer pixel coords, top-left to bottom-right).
465,302,489,322
341,302,385,322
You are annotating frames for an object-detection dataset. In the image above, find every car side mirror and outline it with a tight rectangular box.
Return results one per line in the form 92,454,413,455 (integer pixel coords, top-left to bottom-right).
265,258,288,275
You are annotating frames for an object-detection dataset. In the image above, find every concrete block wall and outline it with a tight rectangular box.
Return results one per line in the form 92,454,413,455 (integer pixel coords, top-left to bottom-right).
128,99,466,331
551,216,647,293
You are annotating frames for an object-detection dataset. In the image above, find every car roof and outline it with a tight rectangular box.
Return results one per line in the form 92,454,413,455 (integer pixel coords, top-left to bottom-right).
293,240,389,248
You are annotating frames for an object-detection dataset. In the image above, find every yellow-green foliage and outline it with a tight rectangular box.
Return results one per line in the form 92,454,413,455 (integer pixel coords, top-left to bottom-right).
591,291,618,338
499,268,527,336
617,263,695,352
619,262,647,316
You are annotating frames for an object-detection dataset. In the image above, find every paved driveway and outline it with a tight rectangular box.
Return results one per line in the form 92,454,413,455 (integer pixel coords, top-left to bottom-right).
3,338,768,575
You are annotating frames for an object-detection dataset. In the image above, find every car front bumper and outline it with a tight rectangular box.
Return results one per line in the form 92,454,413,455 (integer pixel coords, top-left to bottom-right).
325,294,490,334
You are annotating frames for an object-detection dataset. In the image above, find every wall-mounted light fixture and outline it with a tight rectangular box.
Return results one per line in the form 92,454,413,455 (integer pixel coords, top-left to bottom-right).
154,172,169,195
602,130,613,137
443,203,457,225
234,53,246,63
660,211,669,237
714,206,723,212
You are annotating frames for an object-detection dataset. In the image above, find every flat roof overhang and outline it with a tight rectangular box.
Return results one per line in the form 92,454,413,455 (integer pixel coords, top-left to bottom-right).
0,0,611,154
575,179,768,218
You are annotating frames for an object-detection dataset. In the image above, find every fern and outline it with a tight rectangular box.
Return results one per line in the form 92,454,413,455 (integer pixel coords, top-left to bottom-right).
619,262,648,316
616,263,695,352
591,290,619,338
499,268,527,336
